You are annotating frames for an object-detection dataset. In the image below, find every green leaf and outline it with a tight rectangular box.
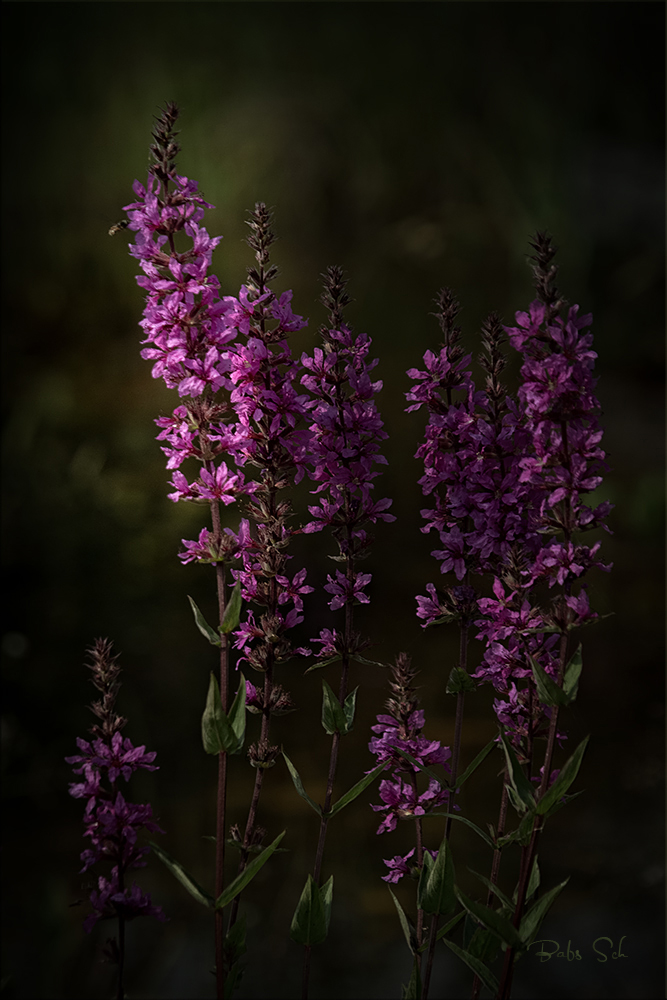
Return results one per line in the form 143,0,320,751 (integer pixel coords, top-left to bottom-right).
433,909,465,945
526,856,541,902
498,731,536,815
188,595,222,647
393,747,442,786
342,686,358,732
351,654,389,668
305,655,342,674
529,655,569,708
223,915,247,999
388,887,419,955
563,645,583,702
220,580,242,635
418,835,456,916
320,875,334,934
467,926,501,964
215,830,286,910
428,813,495,850
201,673,243,755
467,868,513,911
440,938,499,995
536,735,589,816
454,738,496,790
321,678,348,735
402,956,422,999
520,878,569,945
328,761,385,818
149,841,214,908
282,751,322,816
228,672,247,749
446,665,476,695
289,874,332,946
455,887,524,951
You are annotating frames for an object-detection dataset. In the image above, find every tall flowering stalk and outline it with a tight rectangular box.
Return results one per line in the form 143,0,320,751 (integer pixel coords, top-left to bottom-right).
224,202,315,933
123,105,306,997
368,653,457,995
290,267,394,997
66,639,166,1000
406,235,611,999
492,234,611,999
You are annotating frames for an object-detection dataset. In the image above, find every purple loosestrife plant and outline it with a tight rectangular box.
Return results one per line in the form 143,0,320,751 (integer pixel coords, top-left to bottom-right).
66,639,166,1000
123,105,301,998
406,236,611,1000
286,268,394,998
223,202,315,937
368,653,459,997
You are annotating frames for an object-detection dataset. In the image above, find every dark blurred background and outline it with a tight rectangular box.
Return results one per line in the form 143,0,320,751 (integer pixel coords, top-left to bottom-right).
1,3,664,998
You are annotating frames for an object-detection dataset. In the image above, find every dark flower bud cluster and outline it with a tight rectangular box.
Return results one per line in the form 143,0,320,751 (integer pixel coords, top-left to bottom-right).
65,640,166,933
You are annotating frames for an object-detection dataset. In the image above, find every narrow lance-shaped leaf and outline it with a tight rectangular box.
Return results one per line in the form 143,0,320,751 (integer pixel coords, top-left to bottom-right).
520,878,569,945
454,887,524,951
536,735,589,816
418,835,456,916
228,671,247,749
201,672,243,755
321,678,348,735
498,730,536,815
428,812,495,850
215,830,286,910
305,654,342,674
149,840,214,908
289,874,333,946
393,746,441,786
342,686,358,733
220,580,242,635
440,938,499,996
530,655,569,708
468,867,513,911
454,738,496,790
388,886,419,955
282,751,322,816
328,761,386,818
188,595,222,647
563,644,583,702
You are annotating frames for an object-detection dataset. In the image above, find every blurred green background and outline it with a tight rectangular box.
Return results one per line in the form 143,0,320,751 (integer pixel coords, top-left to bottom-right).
1,3,664,998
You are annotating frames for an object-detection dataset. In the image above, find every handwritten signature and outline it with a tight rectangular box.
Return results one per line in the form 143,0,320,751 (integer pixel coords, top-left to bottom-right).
529,936,628,963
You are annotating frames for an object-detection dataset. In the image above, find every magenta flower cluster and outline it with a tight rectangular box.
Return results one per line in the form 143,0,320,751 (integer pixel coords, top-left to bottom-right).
125,125,315,673
367,654,454,883
407,270,611,757
300,273,394,655
67,727,165,932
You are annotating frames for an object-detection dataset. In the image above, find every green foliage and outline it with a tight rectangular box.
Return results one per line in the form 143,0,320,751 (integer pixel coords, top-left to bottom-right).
220,580,242,635
188,595,222,647
149,841,214,908
201,672,246,755
417,836,456,917
282,751,322,816
289,875,334,946
215,831,286,910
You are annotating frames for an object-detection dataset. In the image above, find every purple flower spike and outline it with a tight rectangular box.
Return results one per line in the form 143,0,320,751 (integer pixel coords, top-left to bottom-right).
66,639,166,936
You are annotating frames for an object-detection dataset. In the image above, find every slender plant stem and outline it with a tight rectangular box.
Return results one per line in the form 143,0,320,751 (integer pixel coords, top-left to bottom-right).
496,629,568,1000
470,777,509,1000
424,619,470,999
116,861,126,1000
208,499,230,1000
